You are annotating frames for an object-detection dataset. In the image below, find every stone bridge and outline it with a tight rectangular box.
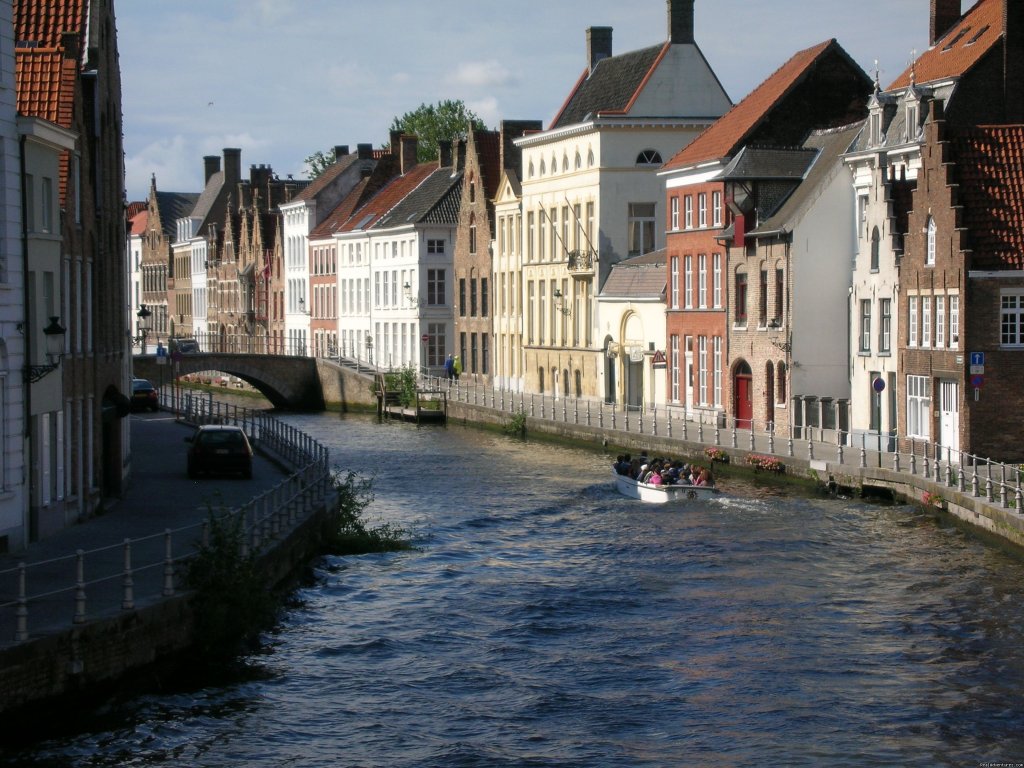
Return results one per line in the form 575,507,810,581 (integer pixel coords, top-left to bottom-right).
133,353,325,410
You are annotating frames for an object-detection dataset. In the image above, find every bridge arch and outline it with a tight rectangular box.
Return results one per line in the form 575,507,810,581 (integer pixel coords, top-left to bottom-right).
132,353,325,410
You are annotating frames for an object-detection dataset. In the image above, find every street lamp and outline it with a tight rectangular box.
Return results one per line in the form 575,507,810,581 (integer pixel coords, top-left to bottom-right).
24,316,67,383
366,334,373,366
136,304,152,355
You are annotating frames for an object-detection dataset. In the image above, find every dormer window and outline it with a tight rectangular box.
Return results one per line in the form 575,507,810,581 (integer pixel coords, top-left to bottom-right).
869,112,882,146
906,102,919,142
636,149,663,166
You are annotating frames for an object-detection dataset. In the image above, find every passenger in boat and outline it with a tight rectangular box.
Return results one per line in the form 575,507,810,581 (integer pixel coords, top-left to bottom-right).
694,467,712,487
648,468,664,486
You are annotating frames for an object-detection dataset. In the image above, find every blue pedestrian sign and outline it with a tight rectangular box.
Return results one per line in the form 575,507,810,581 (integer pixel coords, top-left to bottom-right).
970,352,985,366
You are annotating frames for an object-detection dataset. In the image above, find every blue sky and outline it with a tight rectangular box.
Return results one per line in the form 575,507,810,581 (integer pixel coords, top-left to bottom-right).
118,0,933,201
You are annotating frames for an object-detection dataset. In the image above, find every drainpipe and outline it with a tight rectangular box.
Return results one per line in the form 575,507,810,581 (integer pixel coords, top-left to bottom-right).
19,133,33,541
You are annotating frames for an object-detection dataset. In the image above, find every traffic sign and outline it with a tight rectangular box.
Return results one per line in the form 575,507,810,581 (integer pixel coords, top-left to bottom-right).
970,364,984,375
651,350,667,369
970,374,984,388
421,334,429,343
872,377,886,393
970,352,985,366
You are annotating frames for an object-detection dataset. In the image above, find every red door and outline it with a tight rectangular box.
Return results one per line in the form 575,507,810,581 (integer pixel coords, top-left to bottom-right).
734,371,753,430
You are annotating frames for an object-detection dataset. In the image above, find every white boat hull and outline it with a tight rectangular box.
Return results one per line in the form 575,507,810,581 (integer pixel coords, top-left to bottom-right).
612,471,720,504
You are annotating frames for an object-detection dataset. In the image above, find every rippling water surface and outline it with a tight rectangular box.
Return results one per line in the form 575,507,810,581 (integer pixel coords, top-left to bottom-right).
9,413,1024,767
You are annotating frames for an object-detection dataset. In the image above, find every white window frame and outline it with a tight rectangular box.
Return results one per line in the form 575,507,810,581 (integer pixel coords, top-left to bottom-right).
1001,289,1024,347
670,256,679,309
950,294,959,344
860,299,871,352
698,335,708,406
922,296,931,347
935,295,945,347
698,254,707,309
670,197,679,231
684,255,693,309
670,334,680,402
684,196,693,229
713,253,722,308
698,193,707,228
906,374,931,439
908,296,918,347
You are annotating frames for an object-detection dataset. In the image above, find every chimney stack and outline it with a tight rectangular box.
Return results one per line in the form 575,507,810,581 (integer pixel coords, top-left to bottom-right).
223,148,242,185
203,155,221,184
587,27,613,73
438,139,453,169
334,145,350,160
357,143,373,160
668,0,694,44
399,134,418,174
1006,0,1024,122
930,0,962,45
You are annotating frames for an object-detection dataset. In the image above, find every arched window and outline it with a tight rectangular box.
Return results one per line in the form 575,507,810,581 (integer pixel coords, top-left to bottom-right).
528,161,535,179
575,152,582,170
562,154,569,172
469,172,476,204
538,366,545,394
777,362,787,403
870,226,880,271
587,149,595,167
926,216,936,266
539,159,546,176
636,149,663,165
469,213,477,255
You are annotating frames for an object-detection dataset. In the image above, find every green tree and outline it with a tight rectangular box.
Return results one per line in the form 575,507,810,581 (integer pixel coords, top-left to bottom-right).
389,100,486,163
303,148,337,180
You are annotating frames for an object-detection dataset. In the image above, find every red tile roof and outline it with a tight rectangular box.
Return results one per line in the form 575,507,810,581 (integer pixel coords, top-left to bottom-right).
954,124,1024,269
15,0,86,48
663,40,836,171
129,209,147,235
336,163,435,234
15,47,76,128
888,0,1001,90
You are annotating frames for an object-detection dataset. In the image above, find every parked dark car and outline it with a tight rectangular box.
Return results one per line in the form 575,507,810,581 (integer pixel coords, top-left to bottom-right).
131,378,159,412
185,425,254,479
170,338,200,354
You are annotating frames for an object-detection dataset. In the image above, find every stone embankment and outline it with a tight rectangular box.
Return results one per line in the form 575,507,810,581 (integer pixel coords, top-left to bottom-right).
0,399,335,717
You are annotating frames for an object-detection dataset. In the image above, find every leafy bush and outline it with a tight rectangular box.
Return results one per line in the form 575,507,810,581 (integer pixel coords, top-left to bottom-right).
383,365,419,407
323,471,413,555
922,491,944,508
503,410,527,437
186,509,276,662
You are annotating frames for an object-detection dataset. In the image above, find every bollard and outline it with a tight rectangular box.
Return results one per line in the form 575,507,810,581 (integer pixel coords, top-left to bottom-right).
730,427,737,449
807,439,814,461
749,429,756,452
15,563,27,642
715,426,721,446
698,421,704,444
163,529,175,597
121,539,134,611
73,550,86,624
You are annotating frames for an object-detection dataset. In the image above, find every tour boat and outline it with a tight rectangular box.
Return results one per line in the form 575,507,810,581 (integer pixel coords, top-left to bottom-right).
612,470,721,504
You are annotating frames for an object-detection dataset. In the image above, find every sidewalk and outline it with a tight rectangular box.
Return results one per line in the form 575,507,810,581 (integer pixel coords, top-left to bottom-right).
0,411,291,646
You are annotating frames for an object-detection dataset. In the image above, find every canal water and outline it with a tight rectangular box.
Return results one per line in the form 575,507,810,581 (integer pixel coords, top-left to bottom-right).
7,412,1024,766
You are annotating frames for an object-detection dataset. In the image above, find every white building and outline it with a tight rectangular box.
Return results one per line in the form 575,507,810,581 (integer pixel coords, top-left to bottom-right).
514,0,730,401
281,144,378,357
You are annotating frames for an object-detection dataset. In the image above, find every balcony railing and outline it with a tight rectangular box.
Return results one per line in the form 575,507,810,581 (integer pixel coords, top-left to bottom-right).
566,248,595,276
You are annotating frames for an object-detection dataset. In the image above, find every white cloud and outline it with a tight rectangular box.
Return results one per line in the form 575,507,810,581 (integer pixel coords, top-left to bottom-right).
451,60,515,88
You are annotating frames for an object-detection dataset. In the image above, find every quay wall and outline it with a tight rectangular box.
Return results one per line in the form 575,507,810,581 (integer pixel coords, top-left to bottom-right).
0,498,336,717
445,400,1024,552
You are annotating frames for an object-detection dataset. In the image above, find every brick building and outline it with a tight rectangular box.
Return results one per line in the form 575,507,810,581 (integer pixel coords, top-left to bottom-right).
15,0,128,534
661,39,870,427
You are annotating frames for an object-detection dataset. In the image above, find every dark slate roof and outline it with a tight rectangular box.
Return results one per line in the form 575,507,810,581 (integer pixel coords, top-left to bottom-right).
294,153,359,202
373,168,463,229
720,145,818,181
751,123,862,236
599,247,667,300
550,44,665,129
155,191,200,240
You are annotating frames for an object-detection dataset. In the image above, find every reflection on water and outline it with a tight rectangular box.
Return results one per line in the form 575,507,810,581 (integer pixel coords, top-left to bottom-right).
6,413,1024,767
